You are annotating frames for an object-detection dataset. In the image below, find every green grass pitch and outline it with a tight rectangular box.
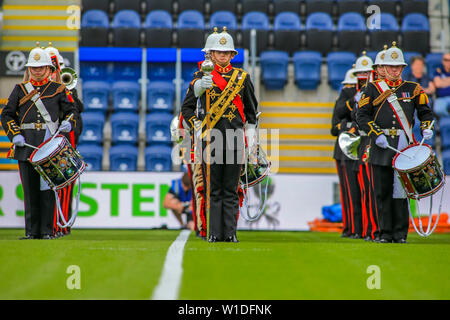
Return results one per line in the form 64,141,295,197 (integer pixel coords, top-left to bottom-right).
0,229,448,300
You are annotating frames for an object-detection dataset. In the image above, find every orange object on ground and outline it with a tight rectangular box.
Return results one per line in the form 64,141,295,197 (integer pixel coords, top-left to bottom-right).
308,213,450,233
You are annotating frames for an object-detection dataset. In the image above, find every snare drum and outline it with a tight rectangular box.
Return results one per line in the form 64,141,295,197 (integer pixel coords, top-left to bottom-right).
29,135,86,190
392,144,445,199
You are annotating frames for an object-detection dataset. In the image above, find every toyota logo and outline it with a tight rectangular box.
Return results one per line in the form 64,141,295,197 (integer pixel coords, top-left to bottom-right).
5,51,26,72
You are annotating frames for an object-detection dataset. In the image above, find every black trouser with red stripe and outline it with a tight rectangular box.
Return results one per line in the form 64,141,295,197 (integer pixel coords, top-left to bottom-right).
371,164,409,241
18,160,55,237
359,163,380,240
340,160,363,236
336,160,350,236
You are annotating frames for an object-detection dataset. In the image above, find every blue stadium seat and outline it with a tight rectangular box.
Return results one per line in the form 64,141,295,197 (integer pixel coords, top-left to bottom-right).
327,52,357,91
110,112,140,145
368,13,399,51
82,81,110,113
112,10,142,47
77,144,103,171
305,12,334,55
440,117,450,150
260,51,289,90
145,145,173,172
78,112,106,144
402,51,421,77
144,10,173,47
209,11,238,41
273,12,302,54
80,10,110,46
366,51,378,62
148,62,176,81
147,81,175,113
368,0,398,16
293,51,322,90
182,63,199,83
109,145,139,171
336,0,366,15
425,53,443,79
402,13,430,54
177,10,205,48
180,82,190,102
337,12,367,54
305,0,334,16
273,0,301,15
241,11,270,54
80,62,109,80
241,0,270,15
443,150,450,175
145,112,173,144
113,62,141,81
112,81,140,111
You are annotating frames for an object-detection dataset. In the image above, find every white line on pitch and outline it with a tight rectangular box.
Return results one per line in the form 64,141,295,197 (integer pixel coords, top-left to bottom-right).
151,230,191,300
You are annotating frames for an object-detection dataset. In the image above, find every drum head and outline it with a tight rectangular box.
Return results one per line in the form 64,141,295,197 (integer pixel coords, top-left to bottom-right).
394,145,431,171
31,136,64,163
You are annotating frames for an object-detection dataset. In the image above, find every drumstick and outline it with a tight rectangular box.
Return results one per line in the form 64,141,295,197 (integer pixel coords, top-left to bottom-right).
387,145,414,159
24,143,38,150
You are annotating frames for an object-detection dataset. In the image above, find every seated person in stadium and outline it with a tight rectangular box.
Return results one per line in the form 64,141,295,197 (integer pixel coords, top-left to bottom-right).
163,173,194,230
432,52,450,117
405,56,435,96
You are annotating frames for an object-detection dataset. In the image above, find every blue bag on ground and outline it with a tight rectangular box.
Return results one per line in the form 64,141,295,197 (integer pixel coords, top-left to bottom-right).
321,203,342,222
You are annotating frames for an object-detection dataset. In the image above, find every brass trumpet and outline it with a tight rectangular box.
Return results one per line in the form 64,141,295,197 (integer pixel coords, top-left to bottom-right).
61,67,78,90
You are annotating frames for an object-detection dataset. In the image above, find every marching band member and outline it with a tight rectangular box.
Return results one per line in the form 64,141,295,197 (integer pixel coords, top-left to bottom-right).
45,43,84,237
1,44,78,239
356,42,435,243
357,45,388,242
331,67,357,238
181,28,258,243
335,52,374,239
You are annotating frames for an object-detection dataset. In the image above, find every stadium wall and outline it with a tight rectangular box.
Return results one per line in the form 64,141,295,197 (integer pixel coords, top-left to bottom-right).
1,171,449,231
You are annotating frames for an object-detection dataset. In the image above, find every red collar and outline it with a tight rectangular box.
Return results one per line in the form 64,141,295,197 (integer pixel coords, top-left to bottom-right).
215,63,232,74
385,78,402,87
30,77,49,87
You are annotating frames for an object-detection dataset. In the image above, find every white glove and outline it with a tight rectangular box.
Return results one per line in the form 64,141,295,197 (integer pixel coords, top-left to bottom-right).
422,129,433,140
354,91,363,103
59,120,72,133
12,134,25,147
375,134,388,149
193,75,213,97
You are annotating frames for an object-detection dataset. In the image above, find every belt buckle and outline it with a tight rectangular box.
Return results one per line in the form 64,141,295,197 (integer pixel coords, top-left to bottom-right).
388,129,397,136
35,122,43,130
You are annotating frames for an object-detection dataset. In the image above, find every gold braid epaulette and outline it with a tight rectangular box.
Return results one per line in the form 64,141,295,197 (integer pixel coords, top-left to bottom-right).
19,89,38,106
372,89,393,106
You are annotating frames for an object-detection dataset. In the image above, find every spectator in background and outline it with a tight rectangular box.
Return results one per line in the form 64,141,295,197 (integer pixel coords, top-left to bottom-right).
433,53,450,117
163,173,194,230
405,56,435,96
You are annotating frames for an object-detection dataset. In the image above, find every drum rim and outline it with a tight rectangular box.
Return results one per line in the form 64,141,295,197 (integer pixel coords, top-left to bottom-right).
29,134,66,164
392,143,433,172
